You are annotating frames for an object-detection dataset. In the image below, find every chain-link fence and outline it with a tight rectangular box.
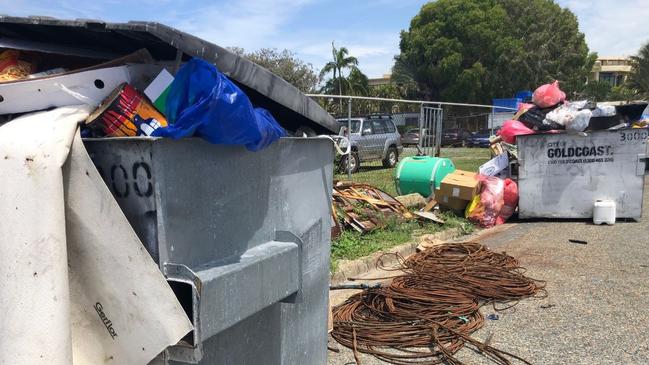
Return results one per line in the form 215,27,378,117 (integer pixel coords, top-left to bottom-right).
307,94,516,193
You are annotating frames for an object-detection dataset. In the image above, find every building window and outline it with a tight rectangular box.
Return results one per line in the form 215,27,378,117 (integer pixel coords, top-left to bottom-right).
599,72,616,86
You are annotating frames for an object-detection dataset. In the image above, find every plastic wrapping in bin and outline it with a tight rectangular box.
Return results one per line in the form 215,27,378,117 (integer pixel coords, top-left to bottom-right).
588,103,649,130
152,58,286,151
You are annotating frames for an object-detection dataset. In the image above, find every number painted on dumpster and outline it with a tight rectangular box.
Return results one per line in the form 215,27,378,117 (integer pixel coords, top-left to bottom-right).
111,165,129,198
620,130,648,143
132,162,153,197
95,162,153,199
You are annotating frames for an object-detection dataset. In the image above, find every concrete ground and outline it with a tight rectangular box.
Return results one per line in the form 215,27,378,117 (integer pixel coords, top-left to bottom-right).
328,181,649,365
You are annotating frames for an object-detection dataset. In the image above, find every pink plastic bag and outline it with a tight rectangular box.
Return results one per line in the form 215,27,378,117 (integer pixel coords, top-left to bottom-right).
532,80,566,108
518,102,534,112
497,119,535,144
496,178,518,225
468,175,504,228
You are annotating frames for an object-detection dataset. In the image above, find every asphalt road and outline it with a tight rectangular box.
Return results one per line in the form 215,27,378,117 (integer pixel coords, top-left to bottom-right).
328,181,649,365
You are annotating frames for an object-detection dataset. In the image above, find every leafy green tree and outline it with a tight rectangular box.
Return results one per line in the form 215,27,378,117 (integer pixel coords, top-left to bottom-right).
346,68,369,96
369,84,401,99
628,42,649,99
583,80,611,101
388,63,420,100
609,85,636,101
320,42,359,97
367,84,403,114
228,47,318,93
395,0,592,103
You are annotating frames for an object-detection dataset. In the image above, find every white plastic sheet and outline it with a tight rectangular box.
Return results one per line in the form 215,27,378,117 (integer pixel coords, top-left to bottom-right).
0,106,192,365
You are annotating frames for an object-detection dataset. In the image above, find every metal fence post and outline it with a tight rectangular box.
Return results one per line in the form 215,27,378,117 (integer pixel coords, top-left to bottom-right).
490,107,495,137
435,105,442,157
347,97,352,181
418,103,424,155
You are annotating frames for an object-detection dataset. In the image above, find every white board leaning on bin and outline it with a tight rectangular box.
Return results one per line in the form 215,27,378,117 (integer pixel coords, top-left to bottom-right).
517,129,647,219
0,64,161,114
479,153,509,177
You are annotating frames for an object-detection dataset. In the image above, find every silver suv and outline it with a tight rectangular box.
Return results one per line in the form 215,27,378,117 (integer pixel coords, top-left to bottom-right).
337,115,403,173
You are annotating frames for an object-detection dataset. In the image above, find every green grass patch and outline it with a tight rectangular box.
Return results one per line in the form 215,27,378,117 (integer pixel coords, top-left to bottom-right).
330,147,487,272
331,210,475,272
334,147,491,196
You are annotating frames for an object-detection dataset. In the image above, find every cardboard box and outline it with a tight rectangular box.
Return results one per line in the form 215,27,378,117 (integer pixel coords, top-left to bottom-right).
437,170,480,201
437,194,469,211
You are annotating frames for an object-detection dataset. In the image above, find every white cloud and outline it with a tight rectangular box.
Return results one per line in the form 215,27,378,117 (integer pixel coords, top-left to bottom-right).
1,0,402,77
559,0,649,57
166,0,314,52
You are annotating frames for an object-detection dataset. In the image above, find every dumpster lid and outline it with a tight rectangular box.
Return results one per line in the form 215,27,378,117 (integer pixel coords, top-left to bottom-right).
0,15,337,134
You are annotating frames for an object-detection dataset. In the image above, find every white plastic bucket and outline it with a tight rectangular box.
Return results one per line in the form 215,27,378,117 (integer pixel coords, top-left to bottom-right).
593,200,616,225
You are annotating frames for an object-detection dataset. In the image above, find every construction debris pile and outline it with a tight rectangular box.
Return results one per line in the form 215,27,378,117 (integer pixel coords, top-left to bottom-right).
332,182,416,235
332,242,545,365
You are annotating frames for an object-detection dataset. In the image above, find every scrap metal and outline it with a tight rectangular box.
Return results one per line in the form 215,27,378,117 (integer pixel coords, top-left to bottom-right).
331,242,546,365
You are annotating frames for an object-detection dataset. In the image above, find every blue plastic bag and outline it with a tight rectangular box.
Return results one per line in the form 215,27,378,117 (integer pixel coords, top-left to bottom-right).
152,58,286,151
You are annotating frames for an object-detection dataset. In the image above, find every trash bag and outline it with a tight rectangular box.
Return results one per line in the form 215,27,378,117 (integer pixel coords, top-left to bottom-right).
498,119,535,144
496,178,518,225
467,175,504,228
543,102,593,132
153,58,286,151
591,105,616,117
568,100,590,110
517,102,534,113
532,80,566,108
464,195,481,219
544,105,575,127
566,109,592,132
518,106,563,130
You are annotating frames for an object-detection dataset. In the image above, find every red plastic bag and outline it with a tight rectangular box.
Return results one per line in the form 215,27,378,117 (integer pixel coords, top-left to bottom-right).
497,119,535,144
468,175,504,228
532,80,566,108
496,178,518,225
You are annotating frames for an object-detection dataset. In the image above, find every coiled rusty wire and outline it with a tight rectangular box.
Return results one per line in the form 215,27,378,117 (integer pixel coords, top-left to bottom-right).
331,242,546,365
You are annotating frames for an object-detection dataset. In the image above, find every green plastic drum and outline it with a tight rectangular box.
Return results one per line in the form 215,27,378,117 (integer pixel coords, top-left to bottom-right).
394,156,456,197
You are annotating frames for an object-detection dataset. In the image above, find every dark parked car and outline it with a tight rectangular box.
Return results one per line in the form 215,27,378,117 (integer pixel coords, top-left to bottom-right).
400,128,421,146
441,128,472,147
468,129,497,148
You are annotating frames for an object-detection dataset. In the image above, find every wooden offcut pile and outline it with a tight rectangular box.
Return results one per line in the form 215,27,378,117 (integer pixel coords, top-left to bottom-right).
331,182,414,235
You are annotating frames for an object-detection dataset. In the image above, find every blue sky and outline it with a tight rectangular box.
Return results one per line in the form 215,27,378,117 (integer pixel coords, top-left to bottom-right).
6,0,649,78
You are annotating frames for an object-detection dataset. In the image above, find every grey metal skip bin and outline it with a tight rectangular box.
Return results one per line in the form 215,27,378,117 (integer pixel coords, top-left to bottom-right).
0,14,336,364
517,129,647,219
84,137,334,365
0,16,338,135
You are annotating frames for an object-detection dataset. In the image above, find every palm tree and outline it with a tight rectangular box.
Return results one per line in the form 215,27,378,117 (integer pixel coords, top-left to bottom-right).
320,42,359,99
628,42,649,99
